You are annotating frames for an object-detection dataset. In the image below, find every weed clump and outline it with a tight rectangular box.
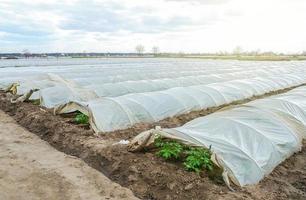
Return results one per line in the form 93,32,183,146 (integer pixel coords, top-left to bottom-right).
154,135,213,173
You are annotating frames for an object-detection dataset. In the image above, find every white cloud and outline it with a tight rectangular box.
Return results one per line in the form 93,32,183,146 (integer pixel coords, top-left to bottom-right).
0,0,305,53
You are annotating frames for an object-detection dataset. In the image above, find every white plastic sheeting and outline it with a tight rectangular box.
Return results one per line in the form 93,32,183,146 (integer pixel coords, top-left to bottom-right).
2,59,306,132
0,61,300,89
39,68,303,108
1,59,305,108
131,86,306,186
56,73,306,132
44,67,298,98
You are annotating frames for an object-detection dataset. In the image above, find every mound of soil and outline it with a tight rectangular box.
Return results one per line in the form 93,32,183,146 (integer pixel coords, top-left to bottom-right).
0,91,305,200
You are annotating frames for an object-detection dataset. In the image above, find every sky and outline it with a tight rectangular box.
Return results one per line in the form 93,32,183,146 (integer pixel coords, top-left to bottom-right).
0,0,305,53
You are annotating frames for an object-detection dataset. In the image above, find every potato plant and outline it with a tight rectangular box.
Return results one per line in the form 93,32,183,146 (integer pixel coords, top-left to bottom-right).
74,113,89,124
184,147,213,172
155,136,183,159
154,135,213,173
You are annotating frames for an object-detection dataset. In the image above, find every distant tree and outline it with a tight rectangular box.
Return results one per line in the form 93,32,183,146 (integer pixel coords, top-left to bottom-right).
248,49,261,56
233,46,243,56
152,46,160,56
262,51,276,56
135,45,145,56
178,51,185,57
302,51,306,56
22,49,31,58
217,51,229,56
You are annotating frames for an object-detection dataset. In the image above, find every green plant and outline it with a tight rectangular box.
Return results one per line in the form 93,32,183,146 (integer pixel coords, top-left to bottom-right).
154,135,213,173
74,113,89,124
184,147,213,173
155,136,183,160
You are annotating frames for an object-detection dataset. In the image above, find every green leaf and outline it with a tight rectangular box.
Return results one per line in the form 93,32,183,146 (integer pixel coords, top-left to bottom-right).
155,137,183,160
154,136,213,173
74,113,89,124
183,147,213,172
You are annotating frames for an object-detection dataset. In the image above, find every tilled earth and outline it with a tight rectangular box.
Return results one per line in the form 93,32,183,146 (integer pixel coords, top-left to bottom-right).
0,91,305,200
0,110,138,200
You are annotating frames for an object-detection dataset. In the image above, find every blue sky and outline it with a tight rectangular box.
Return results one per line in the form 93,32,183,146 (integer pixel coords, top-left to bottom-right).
0,0,305,53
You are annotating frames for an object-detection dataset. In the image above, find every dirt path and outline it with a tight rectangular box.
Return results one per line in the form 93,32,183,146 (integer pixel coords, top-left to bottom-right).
0,110,138,200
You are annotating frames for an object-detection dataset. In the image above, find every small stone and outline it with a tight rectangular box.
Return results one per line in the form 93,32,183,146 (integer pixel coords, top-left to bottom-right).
128,174,138,182
111,161,121,172
167,182,176,190
184,183,194,190
129,165,139,173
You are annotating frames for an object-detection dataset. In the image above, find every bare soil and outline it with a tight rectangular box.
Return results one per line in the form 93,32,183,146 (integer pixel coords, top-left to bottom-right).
0,110,138,200
0,87,306,200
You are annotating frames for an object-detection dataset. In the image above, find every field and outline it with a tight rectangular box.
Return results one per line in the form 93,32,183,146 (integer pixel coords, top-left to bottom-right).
182,55,306,61
1,58,306,200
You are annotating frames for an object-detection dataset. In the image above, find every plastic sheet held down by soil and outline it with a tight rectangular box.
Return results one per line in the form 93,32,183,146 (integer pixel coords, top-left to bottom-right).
56,72,306,132
129,86,306,187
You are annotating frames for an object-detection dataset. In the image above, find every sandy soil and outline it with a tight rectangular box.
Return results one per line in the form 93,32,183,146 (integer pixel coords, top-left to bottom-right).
0,89,306,200
0,110,138,200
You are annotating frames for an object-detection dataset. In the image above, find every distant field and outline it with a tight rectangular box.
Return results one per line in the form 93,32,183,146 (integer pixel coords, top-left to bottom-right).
181,55,306,61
